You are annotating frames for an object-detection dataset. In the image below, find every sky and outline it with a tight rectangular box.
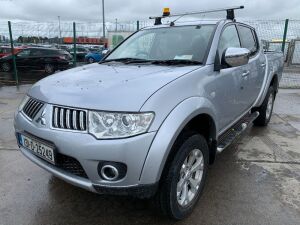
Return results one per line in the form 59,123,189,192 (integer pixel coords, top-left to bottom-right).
0,0,300,23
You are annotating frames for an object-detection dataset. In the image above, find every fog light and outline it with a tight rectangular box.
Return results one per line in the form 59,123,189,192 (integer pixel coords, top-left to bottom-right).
98,162,127,181
101,165,119,181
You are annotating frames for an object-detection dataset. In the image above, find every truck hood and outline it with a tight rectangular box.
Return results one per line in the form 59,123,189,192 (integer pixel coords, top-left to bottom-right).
28,63,199,111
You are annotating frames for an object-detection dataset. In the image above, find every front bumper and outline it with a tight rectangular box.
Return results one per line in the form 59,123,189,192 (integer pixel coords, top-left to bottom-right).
14,108,158,197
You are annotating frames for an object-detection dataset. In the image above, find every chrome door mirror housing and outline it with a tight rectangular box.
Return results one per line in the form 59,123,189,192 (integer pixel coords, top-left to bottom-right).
222,47,250,68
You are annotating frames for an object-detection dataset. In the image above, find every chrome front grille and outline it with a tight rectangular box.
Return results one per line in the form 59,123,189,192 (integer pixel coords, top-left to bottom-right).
22,98,44,120
52,106,87,131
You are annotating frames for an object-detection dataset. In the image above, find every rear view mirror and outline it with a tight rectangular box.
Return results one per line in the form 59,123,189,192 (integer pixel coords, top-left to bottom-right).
222,47,250,68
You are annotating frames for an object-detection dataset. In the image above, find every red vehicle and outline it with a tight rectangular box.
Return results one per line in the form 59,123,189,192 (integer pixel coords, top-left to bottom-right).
0,46,23,58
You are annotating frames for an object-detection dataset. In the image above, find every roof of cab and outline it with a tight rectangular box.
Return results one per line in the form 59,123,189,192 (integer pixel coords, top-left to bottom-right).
141,19,254,31
142,19,223,30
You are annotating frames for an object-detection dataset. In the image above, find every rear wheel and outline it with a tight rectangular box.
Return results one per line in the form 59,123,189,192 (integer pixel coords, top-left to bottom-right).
156,133,209,220
253,86,275,126
1,62,11,72
44,64,55,74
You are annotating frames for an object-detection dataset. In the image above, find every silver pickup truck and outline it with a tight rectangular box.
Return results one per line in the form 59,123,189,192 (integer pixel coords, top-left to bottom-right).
14,8,284,220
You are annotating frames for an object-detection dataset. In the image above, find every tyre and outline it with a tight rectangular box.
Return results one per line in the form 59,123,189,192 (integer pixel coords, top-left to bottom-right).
253,86,275,126
88,57,95,64
1,62,11,72
156,133,209,220
44,64,55,74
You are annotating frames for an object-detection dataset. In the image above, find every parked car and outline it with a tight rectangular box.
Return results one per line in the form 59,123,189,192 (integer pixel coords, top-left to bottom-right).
68,47,89,61
0,47,72,74
88,45,104,52
0,46,23,58
58,45,71,51
85,50,105,63
15,8,283,220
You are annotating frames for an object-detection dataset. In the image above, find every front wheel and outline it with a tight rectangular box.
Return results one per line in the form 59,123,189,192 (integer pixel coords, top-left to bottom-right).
156,133,209,220
253,86,275,126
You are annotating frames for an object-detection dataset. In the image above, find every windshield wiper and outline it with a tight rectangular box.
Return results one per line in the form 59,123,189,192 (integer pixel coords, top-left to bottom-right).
99,58,150,64
150,59,202,65
99,58,202,65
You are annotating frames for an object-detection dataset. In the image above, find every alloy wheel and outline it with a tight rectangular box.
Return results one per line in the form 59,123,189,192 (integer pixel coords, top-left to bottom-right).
45,64,54,74
177,149,204,207
2,63,10,72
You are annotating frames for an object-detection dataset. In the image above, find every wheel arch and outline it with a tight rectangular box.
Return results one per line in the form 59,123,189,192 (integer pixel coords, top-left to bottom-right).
183,113,217,164
270,74,279,94
157,113,218,186
139,97,218,184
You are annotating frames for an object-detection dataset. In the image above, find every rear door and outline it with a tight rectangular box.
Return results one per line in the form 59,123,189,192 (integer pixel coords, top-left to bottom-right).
214,24,248,129
237,25,265,106
28,48,44,69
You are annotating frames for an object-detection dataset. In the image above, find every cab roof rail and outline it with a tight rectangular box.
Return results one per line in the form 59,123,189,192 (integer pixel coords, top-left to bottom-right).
149,6,244,25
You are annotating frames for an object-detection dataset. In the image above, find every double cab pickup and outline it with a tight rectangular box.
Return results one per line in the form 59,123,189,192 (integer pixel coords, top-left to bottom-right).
15,7,283,220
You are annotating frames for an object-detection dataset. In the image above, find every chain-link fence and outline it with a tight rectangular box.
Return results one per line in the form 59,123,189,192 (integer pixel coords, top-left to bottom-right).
1,19,300,87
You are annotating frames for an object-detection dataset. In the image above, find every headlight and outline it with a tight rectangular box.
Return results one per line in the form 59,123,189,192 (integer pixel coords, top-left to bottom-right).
88,111,154,139
18,95,30,112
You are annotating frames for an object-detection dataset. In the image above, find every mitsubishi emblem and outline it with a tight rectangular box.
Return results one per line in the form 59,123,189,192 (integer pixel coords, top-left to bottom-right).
36,109,46,126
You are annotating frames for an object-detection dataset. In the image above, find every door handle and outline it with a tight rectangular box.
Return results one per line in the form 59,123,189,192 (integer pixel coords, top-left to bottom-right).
261,63,266,67
242,71,250,77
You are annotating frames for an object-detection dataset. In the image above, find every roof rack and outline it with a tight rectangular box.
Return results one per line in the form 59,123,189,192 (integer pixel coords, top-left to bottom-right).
149,6,244,25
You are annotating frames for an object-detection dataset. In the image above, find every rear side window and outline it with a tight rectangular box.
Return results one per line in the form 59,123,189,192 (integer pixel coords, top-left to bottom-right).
59,50,68,55
44,49,57,55
237,25,258,55
17,49,31,57
218,25,241,61
1,48,10,53
30,49,43,56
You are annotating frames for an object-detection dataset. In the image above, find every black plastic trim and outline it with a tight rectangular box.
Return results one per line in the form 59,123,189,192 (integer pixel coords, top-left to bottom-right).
93,182,159,199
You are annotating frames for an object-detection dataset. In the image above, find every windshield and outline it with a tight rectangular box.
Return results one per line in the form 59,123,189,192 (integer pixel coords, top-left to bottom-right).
106,25,215,63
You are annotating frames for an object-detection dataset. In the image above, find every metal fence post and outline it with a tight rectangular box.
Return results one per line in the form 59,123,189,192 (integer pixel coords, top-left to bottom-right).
8,21,18,85
73,22,77,67
282,19,289,52
137,20,140,31
286,39,295,66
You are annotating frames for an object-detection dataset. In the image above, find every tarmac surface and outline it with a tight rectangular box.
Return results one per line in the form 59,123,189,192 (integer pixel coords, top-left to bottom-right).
0,85,300,225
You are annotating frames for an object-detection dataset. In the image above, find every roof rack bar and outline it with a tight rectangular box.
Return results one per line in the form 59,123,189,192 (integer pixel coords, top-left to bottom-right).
150,6,244,25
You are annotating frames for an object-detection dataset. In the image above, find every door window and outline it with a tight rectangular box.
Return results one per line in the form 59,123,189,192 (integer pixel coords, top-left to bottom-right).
237,25,258,55
30,49,43,56
218,25,241,61
17,49,31,57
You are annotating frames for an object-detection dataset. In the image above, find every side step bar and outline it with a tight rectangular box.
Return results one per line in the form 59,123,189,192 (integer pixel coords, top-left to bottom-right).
217,111,259,153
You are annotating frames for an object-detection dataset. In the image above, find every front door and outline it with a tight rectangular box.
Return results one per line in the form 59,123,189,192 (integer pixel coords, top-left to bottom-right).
214,24,250,130
15,49,31,68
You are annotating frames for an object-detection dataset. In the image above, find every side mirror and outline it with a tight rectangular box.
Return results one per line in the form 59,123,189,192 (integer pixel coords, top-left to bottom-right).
102,49,109,55
222,47,250,68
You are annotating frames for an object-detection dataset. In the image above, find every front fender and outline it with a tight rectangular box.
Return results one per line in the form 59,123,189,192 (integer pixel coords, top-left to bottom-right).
139,97,217,184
